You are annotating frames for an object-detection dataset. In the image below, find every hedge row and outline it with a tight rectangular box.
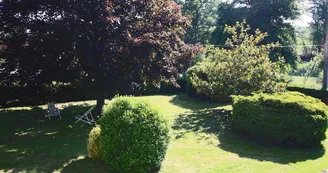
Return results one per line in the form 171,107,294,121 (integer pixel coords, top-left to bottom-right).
0,85,91,108
287,86,328,101
232,92,328,146
2,79,326,108
0,78,187,108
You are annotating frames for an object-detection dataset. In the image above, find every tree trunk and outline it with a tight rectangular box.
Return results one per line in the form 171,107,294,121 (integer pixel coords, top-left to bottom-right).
95,92,105,117
323,48,328,90
95,70,105,116
322,11,328,91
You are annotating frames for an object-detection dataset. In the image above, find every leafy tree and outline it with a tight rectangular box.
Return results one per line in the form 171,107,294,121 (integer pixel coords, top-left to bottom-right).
0,0,201,113
189,21,286,102
176,0,220,44
304,53,324,78
310,0,328,50
212,0,299,66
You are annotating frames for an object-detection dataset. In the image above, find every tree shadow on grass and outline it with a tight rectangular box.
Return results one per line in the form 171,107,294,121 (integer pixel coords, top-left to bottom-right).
169,94,227,110
59,156,161,173
172,108,326,164
0,104,103,173
59,157,109,173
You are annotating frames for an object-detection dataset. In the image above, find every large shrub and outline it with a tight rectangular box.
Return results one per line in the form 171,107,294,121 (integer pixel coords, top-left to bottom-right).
188,21,286,102
232,92,328,146
87,126,102,160
100,96,170,173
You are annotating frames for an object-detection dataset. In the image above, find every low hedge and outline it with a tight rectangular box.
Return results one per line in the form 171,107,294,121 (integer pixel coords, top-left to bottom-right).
0,77,187,108
232,92,328,146
142,76,186,95
0,85,91,108
287,86,328,101
100,96,170,173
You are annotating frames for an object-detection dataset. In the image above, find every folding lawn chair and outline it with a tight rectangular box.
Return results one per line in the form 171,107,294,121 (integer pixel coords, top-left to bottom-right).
75,106,96,125
45,102,61,120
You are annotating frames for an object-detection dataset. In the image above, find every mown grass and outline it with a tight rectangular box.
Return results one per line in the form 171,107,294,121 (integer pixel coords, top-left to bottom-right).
0,94,328,173
286,75,322,89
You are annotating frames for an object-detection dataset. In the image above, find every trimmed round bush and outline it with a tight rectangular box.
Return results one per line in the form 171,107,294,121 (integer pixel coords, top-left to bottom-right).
87,126,102,160
100,96,170,173
232,92,328,146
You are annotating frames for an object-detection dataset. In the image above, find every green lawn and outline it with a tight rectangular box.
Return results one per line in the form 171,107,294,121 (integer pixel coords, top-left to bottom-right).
1,94,328,173
286,75,322,90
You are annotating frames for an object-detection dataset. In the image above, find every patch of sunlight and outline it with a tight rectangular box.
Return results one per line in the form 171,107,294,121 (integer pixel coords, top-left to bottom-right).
1,169,13,173
45,131,58,135
0,107,34,111
5,149,18,153
0,99,109,111
15,131,31,136
15,130,38,137
53,155,86,173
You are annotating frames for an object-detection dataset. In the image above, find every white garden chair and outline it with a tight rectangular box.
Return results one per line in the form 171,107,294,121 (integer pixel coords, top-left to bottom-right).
75,106,96,124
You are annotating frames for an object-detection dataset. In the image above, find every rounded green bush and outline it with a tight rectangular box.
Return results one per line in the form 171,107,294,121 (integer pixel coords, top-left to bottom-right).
232,92,328,146
100,96,170,173
186,65,200,97
87,126,102,160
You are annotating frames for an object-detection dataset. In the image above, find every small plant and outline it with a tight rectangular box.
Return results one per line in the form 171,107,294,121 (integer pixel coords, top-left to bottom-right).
188,21,286,102
87,125,101,160
100,96,170,173
232,92,328,146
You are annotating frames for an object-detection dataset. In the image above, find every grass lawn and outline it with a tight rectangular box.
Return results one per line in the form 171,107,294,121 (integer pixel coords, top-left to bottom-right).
286,75,322,90
1,94,328,173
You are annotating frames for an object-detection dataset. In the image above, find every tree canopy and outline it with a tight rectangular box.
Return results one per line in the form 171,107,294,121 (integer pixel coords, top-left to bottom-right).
0,0,202,112
211,0,299,66
176,0,220,44
310,0,328,50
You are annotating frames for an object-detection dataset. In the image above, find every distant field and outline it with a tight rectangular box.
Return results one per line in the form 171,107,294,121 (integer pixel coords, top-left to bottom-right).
286,75,322,90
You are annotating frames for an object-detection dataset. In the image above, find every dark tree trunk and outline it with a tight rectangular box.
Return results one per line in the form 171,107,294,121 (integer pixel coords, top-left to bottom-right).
95,92,105,117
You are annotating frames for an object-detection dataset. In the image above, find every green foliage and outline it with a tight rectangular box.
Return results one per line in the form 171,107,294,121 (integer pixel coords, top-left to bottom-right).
186,66,200,97
188,21,286,102
100,96,170,173
310,0,328,50
289,53,323,78
0,0,202,111
287,86,328,100
142,76,187,95
232,92,328,146
87,126,102,160
178,0,220,44
306,53,324,77
212,0,299,66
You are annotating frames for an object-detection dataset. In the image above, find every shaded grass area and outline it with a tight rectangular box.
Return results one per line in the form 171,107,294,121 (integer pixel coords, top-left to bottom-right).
0,94,327,173
0,104,108,173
